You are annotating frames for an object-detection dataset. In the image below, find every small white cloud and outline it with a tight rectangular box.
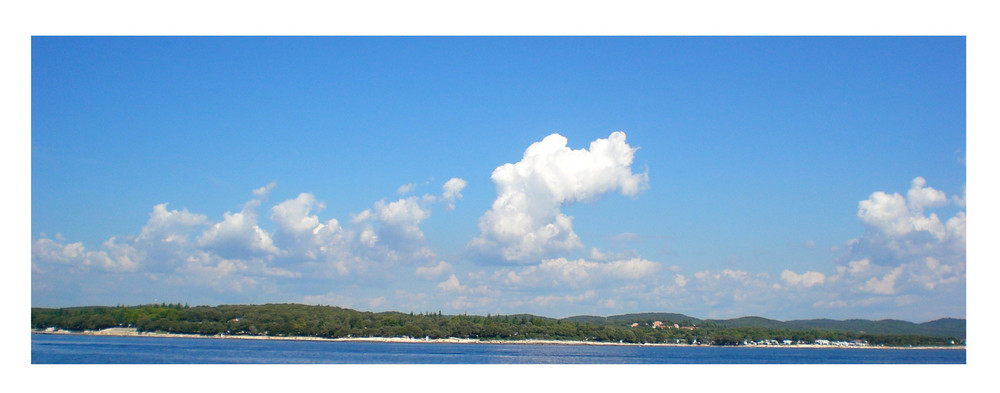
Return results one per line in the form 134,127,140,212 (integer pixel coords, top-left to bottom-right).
589,247,609,261
397,183,417,195
502,257,658,288
813,300,848,308
252,181,277,199
848,258,871,275
415,261,453,279
906,177,947,212
368,296,387,309
351,195,434,253
441,178,467,210
138,203,209,243
359,228,378,247
437,274,467,293
910,257,963,290
602,258,659,280
945,211,966,246
861,266,905,295
952,184,966,208
532,290,596,306
173,251,259,293
97,236,142,272
351,209,373,224
588,247,638,262
32,238,92,271
721,269,749,282
301,292,355,308
610,232,640,243
780,270,826,288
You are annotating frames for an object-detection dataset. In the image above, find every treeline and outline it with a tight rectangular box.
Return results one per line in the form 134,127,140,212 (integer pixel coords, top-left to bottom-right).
30,303,962,347
690,325,958,347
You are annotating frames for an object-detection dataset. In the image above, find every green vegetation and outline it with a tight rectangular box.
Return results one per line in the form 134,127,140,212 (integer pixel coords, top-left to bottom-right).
30,303,964,347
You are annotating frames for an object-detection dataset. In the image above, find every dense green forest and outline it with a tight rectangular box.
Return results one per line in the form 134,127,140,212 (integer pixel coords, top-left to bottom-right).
31,303,964,347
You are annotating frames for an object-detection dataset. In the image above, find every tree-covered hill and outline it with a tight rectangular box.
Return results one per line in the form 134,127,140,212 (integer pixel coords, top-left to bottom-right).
918,318,966,337
703,316,787,330
606,313,701,325
564,313,702,326
563,313,965,339
782,318,966,338
31,303,964,346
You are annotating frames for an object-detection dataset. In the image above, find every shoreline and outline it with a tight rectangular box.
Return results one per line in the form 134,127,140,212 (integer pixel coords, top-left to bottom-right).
32,328,965,350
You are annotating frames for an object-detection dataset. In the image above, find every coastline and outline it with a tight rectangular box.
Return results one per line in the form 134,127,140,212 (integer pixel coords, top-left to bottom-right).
32,328,965,350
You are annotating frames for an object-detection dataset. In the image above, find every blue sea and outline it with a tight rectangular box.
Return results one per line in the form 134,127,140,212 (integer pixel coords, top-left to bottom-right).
30,334,965,364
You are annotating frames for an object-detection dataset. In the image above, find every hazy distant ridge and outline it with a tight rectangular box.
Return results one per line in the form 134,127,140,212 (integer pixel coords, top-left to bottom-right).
563,313,965,339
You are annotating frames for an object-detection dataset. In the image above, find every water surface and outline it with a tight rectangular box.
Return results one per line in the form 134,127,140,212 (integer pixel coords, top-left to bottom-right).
31,334,965,364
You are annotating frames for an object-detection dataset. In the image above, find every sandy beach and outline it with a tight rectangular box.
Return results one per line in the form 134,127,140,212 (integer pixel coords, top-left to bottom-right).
32,328,964,350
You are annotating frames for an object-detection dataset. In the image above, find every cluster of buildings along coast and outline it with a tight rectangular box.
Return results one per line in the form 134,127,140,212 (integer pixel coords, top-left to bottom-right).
628,320,872,347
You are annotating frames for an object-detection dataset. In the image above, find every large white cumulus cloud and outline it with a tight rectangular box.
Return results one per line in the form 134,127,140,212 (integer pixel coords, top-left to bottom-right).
854,177,964,258
857,177,957,243
839,177,965,298
469,132,648,262
197,200,279,259
270,192,353,271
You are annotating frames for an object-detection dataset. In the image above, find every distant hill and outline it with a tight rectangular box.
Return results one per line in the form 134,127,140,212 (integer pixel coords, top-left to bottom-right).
704,316,787,330
920,318,966,337
560,315,610,324
561,313,965,339
607,313,700,324
782,318,966,339
564,312,702,326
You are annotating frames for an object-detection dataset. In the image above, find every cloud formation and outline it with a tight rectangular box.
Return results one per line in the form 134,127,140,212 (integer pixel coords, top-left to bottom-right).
437,274,466,293
197,199,278,259
32,204,210,274
415,261,453,279
32,177,469,303
500,257,659,288
861,266,905,295
834,177,966,304
469,132,648,262
30,126,963,322
441,177,467,210
268,192,354,275
780,270,826,288
358,197,432,251
856,177,961,244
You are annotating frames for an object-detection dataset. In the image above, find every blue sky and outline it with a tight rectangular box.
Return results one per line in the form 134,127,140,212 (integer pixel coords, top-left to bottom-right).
31,36,966,322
